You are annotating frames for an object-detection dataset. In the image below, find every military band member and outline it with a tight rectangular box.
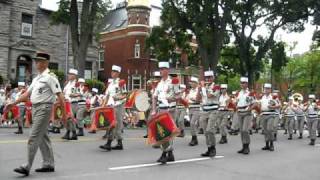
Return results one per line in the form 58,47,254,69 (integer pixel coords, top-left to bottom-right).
304,94,319,145
175,84,187,137
235,77,256,155
61,68,79,140
187,77,201,146
230,91,240,135
271,91,281,140
199,70,220,157
99,65,127,151
285,97,295,140
151,62,176,164
217,84,231,144
292,96,305,139
8,52,66,176
76,82,91,136
14,82,27,134
259,83,280,151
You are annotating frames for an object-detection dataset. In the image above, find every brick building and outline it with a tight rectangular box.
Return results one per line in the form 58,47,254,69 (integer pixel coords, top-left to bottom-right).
0,0,99,84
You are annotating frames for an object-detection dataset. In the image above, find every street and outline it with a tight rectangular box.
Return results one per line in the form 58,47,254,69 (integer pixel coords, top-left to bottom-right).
0,128,319,180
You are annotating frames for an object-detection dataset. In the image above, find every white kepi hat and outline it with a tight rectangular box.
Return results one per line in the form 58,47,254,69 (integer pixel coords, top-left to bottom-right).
308,94,316,99
204,70,214,77
240,77,248,83
78,78,85,83
18,82,25,86
221,84,228,89
190,76,199,83
68,68,78,75
158,62,169,69
264,83,272,88
112,65,121,73
92,88,98,93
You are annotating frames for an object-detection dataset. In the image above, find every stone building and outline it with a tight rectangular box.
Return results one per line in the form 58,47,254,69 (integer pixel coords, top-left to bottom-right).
0,0,99,84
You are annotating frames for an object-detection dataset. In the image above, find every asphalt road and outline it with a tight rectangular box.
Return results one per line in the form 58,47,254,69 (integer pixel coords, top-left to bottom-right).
0,128,319,180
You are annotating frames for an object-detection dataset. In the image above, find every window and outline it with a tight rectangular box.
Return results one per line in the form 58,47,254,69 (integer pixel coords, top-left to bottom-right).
84,61,92,79
134,42,140,58
49,62,59,70
21,14,33,37
132,75,141,90
98,51,104,70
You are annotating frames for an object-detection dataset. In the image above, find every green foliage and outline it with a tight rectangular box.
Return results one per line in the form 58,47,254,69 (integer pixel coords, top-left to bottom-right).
85,79,105,93
270,41,288,72
50,69,65,82
50,0,70,25
283,51,320,94
216,74,241,93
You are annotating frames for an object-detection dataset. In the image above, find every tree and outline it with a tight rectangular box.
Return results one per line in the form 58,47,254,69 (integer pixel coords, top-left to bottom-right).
159,0,231,70
225,0,316,87
51,0,110,77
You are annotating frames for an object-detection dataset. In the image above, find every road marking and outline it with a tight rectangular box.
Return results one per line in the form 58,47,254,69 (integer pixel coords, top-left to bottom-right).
109,156,224,171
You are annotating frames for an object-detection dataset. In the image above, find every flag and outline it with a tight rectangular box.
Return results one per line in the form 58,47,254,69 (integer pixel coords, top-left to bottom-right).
147,112,180,146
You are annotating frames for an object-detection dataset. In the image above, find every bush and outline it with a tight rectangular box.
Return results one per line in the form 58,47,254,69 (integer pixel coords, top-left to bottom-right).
85,79,105,93
50,69,65,82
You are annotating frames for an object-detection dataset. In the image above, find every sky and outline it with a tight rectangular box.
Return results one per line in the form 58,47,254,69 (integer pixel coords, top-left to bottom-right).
43,0,317,55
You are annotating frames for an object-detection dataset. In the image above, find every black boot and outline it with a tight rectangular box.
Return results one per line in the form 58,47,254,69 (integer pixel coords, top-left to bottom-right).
269,141,274,151
102,130,108,139
249,130,253,135
14,127,23,134
237,144,245,154
157,152,167,164
317,133,320,138
100,139,112,151
143,134,148,138
255,129,259,133
201,146,216,157
288,134,293,140
189,136,198,146
242,144,250,154
70,131,78,140
53,127,60,134
298,133,303,139
219,136,227,144
274,134,277,141
77,128,84,136
198,128,204,134
294,130,297,134
309,139,315,146
62,130,70,140
111,139,123,150
177,130,185,137
167,151,175,162
284,129,288,134
262,141,270,150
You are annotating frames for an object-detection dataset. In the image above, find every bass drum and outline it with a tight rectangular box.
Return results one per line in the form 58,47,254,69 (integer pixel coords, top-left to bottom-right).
125,90,150,112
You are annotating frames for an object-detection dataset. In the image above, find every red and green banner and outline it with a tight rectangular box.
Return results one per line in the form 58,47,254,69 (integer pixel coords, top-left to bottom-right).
3,105,20,121
93,107,116,129
53,101,74,123
147,112,180,146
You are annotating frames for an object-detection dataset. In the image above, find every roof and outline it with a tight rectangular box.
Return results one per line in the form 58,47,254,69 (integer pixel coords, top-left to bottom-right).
101,6,128,32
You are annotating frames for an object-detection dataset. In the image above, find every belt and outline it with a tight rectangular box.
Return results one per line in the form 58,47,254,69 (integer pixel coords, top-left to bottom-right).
159,106,176,109
32,102,53,107
78,100,86,103
71,101,78,104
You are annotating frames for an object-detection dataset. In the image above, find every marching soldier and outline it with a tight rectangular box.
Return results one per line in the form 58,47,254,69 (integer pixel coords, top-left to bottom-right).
292,96,305,139
8,52,66,176
61,69,79,140
217,84,231,144
271,91,281,140
186,77,201,146
175,84,187,137
199,70,220,157
235,77,256,155
259,83,280,151
151,62,176,164
76,82,91,136
229,91,240,135
99,65,127,151
14,82,27,134
285,97,295,140
304,94,319,145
